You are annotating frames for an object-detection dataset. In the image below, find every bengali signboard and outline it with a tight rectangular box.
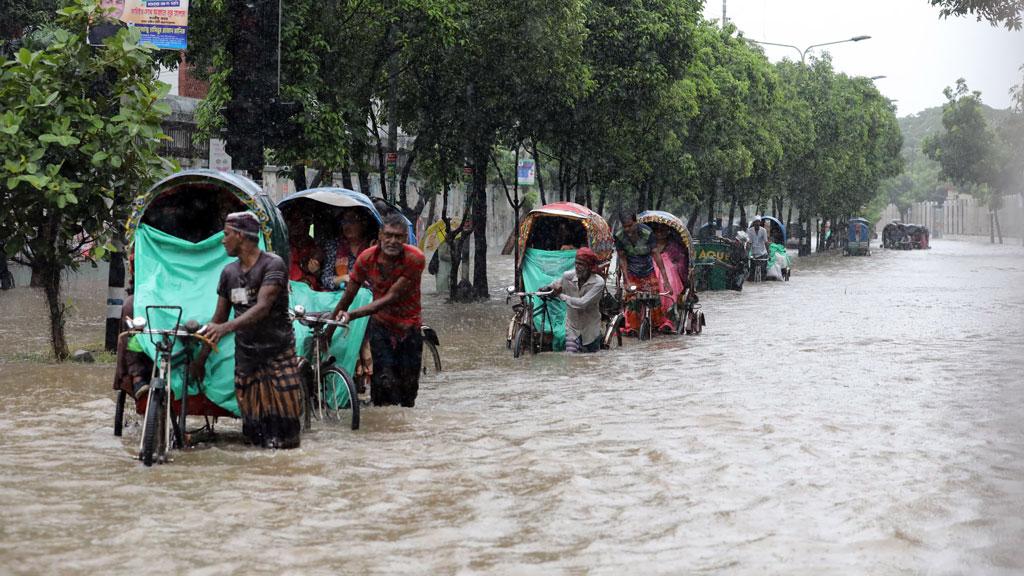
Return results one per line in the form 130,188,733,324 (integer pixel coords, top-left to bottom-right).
98,0,190,50
516,158,535,186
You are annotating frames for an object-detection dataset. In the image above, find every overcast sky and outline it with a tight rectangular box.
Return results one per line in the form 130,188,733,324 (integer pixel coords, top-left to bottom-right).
703,0,1024,116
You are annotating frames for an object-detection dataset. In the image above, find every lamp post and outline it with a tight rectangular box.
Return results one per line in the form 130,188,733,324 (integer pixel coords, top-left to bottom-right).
747,35,871,256
750,35,871,65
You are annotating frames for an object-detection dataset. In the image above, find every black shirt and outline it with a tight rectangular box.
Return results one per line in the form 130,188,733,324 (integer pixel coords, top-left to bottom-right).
217,251,294,374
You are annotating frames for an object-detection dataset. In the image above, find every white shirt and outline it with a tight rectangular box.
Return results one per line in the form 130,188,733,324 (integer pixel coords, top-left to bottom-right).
748,226,768,257
554,270,605,345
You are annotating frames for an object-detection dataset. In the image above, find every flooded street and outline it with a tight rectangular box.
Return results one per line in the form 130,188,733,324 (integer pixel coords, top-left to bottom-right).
2,239,1023,575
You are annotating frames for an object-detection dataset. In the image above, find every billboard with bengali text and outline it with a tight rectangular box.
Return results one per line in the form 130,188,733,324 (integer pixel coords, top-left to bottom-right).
100,0,189,50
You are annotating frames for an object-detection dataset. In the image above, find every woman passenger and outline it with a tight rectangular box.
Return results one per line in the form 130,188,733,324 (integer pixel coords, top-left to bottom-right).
321,209,376,290
651,223,688,328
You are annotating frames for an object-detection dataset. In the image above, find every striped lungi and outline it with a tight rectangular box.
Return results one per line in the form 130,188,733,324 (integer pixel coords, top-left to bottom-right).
235,349,303,449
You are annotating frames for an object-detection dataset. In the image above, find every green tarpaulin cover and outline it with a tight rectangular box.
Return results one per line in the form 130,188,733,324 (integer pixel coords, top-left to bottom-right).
521,248,575,351
133,224,370,415
768,243,791,269
289,280,372,408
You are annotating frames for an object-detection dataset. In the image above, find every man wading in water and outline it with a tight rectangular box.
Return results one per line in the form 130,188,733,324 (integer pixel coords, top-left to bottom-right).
191,212,303,449
329,213,426,407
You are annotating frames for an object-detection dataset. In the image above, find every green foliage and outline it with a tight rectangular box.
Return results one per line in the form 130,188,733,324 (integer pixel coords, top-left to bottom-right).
0,0,171,358
923,79,1000,194
929,0,1023,30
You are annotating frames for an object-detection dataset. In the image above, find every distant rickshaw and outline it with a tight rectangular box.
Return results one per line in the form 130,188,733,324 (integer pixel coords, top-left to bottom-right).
113,169,289,463
905,224,930,249
750,215,792,281
693,231,747,292
882,221,929,250
636,210,704,334
846,217,872,256
506,202,613,357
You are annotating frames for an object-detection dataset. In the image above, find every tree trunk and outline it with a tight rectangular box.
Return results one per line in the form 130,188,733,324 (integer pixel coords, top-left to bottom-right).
727,193,737,232
990,211,995,244
596,187,606,216
341,163,354,189
994,209,1003,244
292,163,308,191
471,150,489,299
533,142,547,206
706,184,716,229
739,204,747,230
398,149,416,211
369,109,388,200
42,264,69,360
686,204,701,234
426,192,437,226
358,169,371,197
386,22,400,205
786,203,793,232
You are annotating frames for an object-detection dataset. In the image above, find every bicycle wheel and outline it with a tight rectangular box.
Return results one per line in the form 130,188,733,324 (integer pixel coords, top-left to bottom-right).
323,366,360,430
603,314,623,348
175,384,188,450
296,357,314,430
422,339,442,375
114,390,127,437
512,325,531,358
140,387,165,467
639,316,652,341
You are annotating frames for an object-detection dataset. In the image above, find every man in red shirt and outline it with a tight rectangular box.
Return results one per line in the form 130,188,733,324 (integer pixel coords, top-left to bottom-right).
330,213,426,407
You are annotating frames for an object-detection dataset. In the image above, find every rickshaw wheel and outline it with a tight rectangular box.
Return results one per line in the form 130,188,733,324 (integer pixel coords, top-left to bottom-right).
603,314,623,348
114,390,127,437
323,366,360,431
140,388,165,467
639,317,652,341
512,326,531,358
422,339,442,375
296,357,313,431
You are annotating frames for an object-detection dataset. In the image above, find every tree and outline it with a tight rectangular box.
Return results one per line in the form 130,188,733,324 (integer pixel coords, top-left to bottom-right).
929,0,1024,30
0,0,61,45
0,0,171,359
924,79,1003,241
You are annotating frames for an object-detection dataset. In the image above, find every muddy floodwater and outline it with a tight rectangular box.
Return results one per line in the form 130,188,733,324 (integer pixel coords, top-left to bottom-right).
1,239,1023,575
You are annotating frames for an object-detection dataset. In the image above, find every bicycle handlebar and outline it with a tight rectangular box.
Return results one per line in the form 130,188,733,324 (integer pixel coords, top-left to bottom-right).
513,289,555,298
289,309,351,330
118,328,219,353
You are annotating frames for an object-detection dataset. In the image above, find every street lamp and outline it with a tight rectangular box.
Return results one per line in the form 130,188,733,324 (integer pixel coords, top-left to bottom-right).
869,75,886,81
746,34,871,256
749,35,871,64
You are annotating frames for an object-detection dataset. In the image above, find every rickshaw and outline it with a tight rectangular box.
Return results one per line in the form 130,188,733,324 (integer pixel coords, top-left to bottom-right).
882,221,905,249
905,224,930,249
693,233,747,292
846,217,872,256
882,221,929,250
750,215,791,281
113,169,289,463
277,188,441,417
636,211,704,335
506,202,613,357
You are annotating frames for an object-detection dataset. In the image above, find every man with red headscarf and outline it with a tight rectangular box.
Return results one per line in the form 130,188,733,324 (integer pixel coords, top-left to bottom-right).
545,247,606,353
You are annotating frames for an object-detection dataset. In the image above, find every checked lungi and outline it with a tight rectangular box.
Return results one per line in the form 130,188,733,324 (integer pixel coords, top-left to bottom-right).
235,349,303,449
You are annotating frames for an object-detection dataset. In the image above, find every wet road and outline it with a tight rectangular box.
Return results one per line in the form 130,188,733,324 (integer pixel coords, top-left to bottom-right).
1,239,1023,575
